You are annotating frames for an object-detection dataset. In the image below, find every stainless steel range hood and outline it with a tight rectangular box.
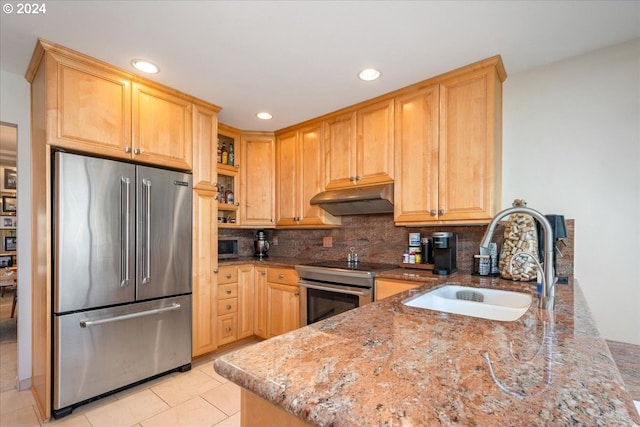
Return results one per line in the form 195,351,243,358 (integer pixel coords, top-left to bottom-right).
309,184,394,216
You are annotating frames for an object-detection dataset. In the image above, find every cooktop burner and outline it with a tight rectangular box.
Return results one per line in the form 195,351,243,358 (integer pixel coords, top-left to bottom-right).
301,260,398,273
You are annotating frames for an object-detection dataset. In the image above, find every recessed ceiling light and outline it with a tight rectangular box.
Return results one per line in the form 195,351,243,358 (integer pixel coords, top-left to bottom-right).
358,68,381,81
256,112,273,120
131,59,159,74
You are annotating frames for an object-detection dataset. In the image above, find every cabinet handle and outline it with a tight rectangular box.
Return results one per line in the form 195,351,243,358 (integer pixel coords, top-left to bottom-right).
124,147,131,153
226,289,232,294
430,210,437,216
213,269,219,274
294,292,300,297
226,327,231,332
226,304,232,310
261,271,267,276
439,209,445,215
213,182,218,187
279,273,285,279
349,176,355,182
134,148,140,154
355,176,361,182
226,273,232,279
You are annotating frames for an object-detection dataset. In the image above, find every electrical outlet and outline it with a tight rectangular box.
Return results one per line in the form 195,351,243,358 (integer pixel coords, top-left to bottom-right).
323,236,333,248
272,236,278,246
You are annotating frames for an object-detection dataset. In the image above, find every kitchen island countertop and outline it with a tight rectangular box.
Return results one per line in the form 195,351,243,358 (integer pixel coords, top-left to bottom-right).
214,273,640,426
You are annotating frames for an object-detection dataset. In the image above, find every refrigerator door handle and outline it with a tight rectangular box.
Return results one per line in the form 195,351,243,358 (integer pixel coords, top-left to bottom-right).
79,303,181,328
120,176,131,287
142,178,152,285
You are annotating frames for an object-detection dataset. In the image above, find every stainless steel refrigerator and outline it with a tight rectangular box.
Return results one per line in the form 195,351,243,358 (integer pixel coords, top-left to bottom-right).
52,151,192,418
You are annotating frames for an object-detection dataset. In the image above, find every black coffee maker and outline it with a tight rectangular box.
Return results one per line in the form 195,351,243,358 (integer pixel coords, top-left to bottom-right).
432,232,457,275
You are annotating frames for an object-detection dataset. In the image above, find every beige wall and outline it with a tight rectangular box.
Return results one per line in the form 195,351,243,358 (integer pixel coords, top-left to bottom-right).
503,38,640,345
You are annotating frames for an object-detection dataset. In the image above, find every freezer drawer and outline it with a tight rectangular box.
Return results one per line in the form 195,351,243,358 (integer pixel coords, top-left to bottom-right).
53,295,191,413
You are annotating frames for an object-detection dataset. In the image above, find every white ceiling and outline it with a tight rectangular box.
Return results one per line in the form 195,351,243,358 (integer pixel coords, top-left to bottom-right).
1,1,639,132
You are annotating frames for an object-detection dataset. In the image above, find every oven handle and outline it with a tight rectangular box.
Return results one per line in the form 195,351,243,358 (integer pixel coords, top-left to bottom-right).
298,280,371,297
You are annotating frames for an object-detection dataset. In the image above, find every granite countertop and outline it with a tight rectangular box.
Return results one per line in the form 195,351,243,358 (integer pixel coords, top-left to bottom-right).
214,271,640,426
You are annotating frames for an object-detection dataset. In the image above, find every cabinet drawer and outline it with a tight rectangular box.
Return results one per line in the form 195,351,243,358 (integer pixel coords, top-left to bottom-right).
217,298,238,314
218,314,237,345
218,266,237,284
218,283,238,299
267,268,299,285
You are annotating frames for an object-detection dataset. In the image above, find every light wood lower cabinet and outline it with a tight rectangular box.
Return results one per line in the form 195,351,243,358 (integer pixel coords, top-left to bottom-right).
255,267,300,339
191,190,218,356
375,278,422,301
216,264,254,346
254,266,268,339
237,264,255,339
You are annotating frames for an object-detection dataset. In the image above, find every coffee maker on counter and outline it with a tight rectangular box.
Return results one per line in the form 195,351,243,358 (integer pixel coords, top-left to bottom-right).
432,232,457,275
254,230,270,259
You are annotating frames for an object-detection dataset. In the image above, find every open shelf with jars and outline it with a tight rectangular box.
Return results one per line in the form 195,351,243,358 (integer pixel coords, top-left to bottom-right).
217,132,239,227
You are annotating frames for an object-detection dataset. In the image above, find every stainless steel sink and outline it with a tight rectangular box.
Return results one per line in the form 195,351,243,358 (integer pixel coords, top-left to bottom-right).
403,284,532,321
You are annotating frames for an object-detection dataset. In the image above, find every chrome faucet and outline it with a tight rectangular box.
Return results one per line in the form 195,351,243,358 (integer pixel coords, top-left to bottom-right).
480,206,557,311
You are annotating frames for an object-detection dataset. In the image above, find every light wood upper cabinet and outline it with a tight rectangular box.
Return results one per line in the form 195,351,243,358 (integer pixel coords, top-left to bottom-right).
324,111,357,189
42,50,133,159
394,86,440,224
240,132,276,227
395,58,505,225
437,68,502,222
131,82,193,170
192,103,218,191
27,39,214,172
275,124,341,227
355,99,395,186
324,99,394,190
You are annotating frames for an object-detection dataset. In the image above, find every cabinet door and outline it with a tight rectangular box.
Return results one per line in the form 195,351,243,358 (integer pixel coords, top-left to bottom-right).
237,264,255,339
192,103,218,191
132,82,193,171
356,99,395,186
375,278,421,301
240,133,275,227
394,86,440,225
192,189,217,356
266,282,300,338
298,124,341,226
324,112,356,189
50,53,132,159
275,130,299,227
217,314,237,346
254,267,268,339
438,68,501,222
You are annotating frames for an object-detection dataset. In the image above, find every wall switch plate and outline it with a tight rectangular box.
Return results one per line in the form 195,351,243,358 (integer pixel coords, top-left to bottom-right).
272,236,278,246
323,236,333,248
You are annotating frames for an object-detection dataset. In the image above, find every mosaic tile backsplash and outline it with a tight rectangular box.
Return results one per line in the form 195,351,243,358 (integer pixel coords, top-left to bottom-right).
219,215,574,279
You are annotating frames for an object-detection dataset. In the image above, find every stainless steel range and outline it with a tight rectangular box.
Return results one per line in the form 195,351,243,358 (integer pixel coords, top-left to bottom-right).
295,260,397,325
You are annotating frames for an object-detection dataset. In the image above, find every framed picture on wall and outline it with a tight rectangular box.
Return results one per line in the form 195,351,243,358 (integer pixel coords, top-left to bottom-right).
0,216,16,229
0,166,17,192
1,196,16,213
3,236,16,252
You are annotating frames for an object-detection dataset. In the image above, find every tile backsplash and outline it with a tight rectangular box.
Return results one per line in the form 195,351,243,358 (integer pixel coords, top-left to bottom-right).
219,214,574,278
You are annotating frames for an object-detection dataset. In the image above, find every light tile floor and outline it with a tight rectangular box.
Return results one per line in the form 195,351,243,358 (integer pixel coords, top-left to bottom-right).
0,290,247,427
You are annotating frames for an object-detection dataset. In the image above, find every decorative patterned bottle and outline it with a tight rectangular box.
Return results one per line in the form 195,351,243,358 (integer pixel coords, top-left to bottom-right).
499,199,540,281
228,142,234,166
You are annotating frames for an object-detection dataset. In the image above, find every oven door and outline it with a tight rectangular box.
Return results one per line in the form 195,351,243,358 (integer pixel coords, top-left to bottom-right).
298,280,372,326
